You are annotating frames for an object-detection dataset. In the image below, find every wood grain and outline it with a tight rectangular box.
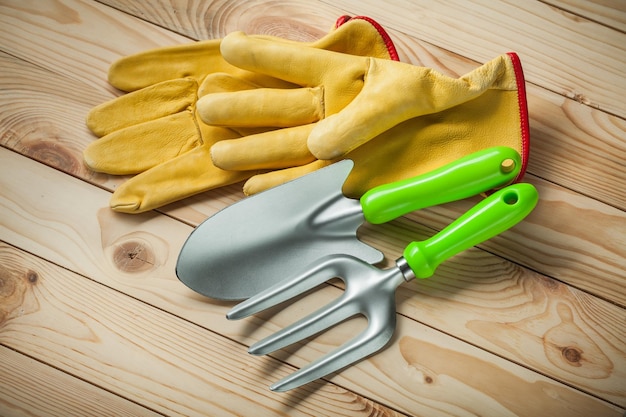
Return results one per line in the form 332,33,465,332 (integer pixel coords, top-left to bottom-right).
361,218,626,403
0,243,405,417
0,0,625,415
0,237,620,416
0,0,187,90
524,84,626,209
104,0,344,42
545,0,626,32
0,346,162,417
396,175,626,307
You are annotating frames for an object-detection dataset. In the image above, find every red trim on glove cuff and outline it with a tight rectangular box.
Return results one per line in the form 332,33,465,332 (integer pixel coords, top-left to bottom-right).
506,52,530,183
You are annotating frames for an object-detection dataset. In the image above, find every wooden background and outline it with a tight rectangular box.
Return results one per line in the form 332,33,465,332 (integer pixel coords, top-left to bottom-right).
1,0,625,416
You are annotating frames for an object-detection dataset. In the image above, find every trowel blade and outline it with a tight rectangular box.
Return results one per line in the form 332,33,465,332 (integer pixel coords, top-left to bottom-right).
176,160,383,300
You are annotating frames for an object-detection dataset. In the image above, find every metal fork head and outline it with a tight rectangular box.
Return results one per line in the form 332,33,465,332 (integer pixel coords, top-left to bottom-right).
227,254,408,391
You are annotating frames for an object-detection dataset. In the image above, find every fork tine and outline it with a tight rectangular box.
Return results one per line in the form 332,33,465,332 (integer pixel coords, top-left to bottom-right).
269,306,397,392
249,292,361,355
227,255,354,320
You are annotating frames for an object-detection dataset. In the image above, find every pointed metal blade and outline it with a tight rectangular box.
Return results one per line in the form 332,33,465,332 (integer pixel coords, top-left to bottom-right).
176,160,384,300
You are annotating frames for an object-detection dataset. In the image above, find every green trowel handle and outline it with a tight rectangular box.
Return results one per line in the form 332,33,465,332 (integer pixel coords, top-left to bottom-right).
360,146,521,225
403,183,538,279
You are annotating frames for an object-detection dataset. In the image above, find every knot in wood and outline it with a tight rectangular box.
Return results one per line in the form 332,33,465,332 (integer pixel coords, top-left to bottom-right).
0,266,29,326
0,269,16,298
562,346,582,364
27,270,38,283
23,140,81,175
112,241,155,273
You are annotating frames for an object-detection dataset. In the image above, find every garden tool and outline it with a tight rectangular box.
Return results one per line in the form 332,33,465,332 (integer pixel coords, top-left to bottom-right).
227,182,539,391
176,146,521,300
83,16,399,213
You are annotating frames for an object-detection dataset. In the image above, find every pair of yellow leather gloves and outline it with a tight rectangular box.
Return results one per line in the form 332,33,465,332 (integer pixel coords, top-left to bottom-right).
85,16,529,213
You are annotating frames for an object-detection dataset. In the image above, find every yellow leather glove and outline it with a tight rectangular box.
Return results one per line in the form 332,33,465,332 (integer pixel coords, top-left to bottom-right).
205,39,529,195
237,56,530,196
84,16,399,213
205,32,523,160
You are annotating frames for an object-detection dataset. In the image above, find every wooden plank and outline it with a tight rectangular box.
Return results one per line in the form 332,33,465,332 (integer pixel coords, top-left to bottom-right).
0,243,407,417
0,0,186,91
0,346,162,417
1,147,624,409
523,83,626,209
545,0,626,32
97,0,349,41
1,238,622,417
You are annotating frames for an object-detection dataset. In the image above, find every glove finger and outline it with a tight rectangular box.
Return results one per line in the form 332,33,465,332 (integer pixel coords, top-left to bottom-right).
84,111,204,175
108,39,227,91
87,78,197,137
308,56,513,160
198,87,323,127
109,144,254,213
211,124,315,171
311,16,399,61
198,72,263,97
220,31,359,86
307,85,395,160
307,60,431,159
85,113,243,175
110,38,297,92
242,160,332,196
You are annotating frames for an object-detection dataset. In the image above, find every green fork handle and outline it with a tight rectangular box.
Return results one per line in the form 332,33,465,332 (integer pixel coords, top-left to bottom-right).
360,146,521,225
404,182,538,279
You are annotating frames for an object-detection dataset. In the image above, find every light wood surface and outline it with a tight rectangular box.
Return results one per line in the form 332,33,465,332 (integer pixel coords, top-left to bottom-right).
1,1,624,416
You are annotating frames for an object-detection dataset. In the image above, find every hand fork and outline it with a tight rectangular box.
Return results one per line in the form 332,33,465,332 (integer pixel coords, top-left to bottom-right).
227,183,538,391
